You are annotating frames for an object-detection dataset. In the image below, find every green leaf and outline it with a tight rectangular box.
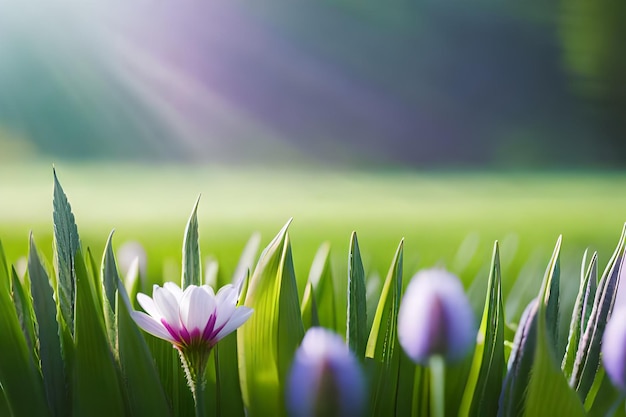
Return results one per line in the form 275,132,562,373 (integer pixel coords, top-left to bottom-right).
365,239,403,416
562,251,597,381
72,250,126,417
347,231,367,359
238,219,305,417
102,230,120,350
523,237,585,417
117,274,172,417
300,281,320,330
232,232,261,287
182,195,201,288
307,242,337,330
460,242,505,417
0,240,51,417
52,168,81,335
29,235,68,417
570,224,626,401
11,265,38,366
214,333,245,417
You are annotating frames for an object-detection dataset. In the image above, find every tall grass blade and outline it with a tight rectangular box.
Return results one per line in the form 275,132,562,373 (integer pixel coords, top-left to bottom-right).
307,242,337,330
72,250,125,416
102,231,120,350
301,280,320,330
347,231,367,359
182,195,201,288
52,168,81,335
29,235,68,417
0,240,51,417
460,242,505,417
11,266,37,364
562,251,597,380
365,239,403,416
238,220,304,416
570,224,626,402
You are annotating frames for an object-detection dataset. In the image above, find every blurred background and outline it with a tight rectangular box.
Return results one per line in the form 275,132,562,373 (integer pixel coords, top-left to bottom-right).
1,0,624,168
1,0,626,318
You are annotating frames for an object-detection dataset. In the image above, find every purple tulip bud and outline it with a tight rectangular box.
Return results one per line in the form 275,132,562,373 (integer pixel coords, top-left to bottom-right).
602,307,626,390
398,268,475,364
287,327,365,417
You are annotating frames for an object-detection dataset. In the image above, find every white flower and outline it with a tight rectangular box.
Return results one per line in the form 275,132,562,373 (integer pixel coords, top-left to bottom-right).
132,282,253,350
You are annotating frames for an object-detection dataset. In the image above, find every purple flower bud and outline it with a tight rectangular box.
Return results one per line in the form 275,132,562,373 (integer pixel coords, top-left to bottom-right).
398,268,475,364
602,307,626,390
287,327,365,417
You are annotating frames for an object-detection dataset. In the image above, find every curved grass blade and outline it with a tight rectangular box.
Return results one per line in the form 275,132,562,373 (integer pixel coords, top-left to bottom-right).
570,224,626,401
29,235,68,417
182,195,201,288
307,242,337,331
53,168,81,335
365,239,403,416
232,232,261,289
72,250,126,417
347,231,367,359
238,220,304,416
460,242,505,417
11,265,37,365
0,241,51,417
562,251,597,380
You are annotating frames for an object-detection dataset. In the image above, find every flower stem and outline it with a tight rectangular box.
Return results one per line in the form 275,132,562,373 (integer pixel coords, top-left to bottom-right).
429,355,445,417
193,372,206,417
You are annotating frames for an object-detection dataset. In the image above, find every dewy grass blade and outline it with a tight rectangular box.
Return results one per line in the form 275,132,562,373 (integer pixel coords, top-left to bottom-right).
52,168,81,336
570,224,626,401
72,249,126,417
460,242,505,417
307,242,337,331
182,195,202,288
238,220,304,417
365,239,403,416
0,240,51,417
347,231,367,359
562,250,597,380
29,235,68,417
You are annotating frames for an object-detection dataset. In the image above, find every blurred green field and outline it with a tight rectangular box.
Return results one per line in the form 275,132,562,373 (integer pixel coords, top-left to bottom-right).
1,163,626,323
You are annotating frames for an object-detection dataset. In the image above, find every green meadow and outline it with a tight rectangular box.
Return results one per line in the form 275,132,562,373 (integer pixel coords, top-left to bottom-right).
1,163,625,321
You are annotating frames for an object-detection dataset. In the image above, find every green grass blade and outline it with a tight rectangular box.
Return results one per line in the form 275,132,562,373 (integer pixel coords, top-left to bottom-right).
307,242,336,330
11,265,38,366
0,240,51,417
52,168,81,335
182,195,201,288
562,251,597,380
232,232,261,287
72,250,126,416
214,333,245,417
570,225,626,401
300,280,320,330
460,242,505,417
238,220,304,417
347,231,367,359
365,239,403,416
102,231,120,350
117,275,173,417
29,235,68,417
523,238,585,417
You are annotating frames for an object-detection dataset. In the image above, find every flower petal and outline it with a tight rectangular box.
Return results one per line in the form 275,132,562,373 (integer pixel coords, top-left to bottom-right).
214,306,253,341
180,285,214,333
137,292,162,320
164,282,184,302
153,285,181,330
214,284,238,330
131,311,176,343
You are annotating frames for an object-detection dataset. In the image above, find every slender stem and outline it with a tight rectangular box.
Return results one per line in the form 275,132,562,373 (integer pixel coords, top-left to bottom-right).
429,355,446,417
193,371,206,417
214,345,221,416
